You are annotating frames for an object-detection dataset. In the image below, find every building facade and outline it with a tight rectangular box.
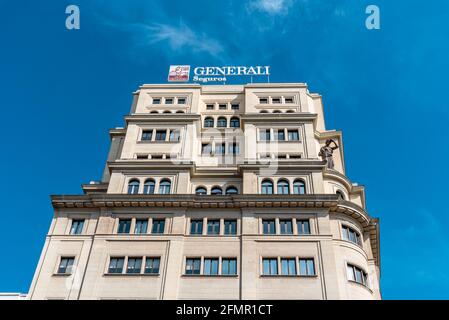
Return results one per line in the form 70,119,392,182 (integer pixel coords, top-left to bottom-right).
28,83,381,300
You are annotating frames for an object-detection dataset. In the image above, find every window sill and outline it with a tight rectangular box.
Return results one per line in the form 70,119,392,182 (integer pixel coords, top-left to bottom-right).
182,274,238,278
137,141,180,144
260,275,318,278
104,273,160,277
52,273,72,277
348,280,373,293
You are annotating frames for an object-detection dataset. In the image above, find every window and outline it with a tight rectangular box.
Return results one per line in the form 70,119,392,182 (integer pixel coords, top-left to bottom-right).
262,258,278,275
108,257,124,274
211,186,223,195
165,98,174,104
347,264,368,286
152,219,165,234
262,219,276,235
219,104,227,110
126,257,142,274
150,110,159,114
222,258,237,275
151,155,163,159
276,129,285,141
144,258,160,274
279,219,293,234
260,129,270,141
260,110,268,113
217,117,227,128
215,143,225,155
117,219,131,234
70,219,84,235
204,258,219,275
231,104,239,110
290,154,301,159
272,97,281,104
299,259,315,276
176,110,185,113
142,130,153,141
286,109,295,113
206,104,214,110
185,258,201,275
177,97,186,104
342,225,361,245
230,117,240,128
259,97,268,104
195,186,207,195
281,258,296,275
261,179,274,194
153,98,161,104
204,117,214,127
134,219,148,234
272,110,282,113
207,220,220,235
297,220,311,235
143,179,155,194
277,179,290,194
190,220,203,235
127,179,140,194
224,220,237,235
293,179,306,195
229,143,239,155
285,97,294,103
163,110,172,114
336,190,345,200
159,179,171,194
155,130,166,141
169,130,180,141
201,143,212,155
136,154,148,159
57,257,74,274
288,130,299,141
225,186,238,195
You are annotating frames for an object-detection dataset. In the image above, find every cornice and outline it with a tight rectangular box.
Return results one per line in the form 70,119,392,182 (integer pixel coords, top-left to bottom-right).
125,114,200,123
241,113,317,123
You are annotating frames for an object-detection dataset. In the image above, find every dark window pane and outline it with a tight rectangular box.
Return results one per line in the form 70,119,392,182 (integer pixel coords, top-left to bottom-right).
152,219,165,234
190,220,203,235
118,219,131,234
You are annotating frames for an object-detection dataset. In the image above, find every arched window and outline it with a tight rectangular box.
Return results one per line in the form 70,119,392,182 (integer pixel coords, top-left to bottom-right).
260,110,268,113
163,110,172,114
293,179,306,195
277,179,290,195
195,186,207,195
273,110,282,113
127,179,140,194
230,117,240,128
336,190,345,200
217,117,227,128
143,179,155,194
176,110,185,113
211,186,223,195
204,117,214,128
159,179,171,194
150,110,159,114
225,186,238,195
261,179,274,195
286,110,295,113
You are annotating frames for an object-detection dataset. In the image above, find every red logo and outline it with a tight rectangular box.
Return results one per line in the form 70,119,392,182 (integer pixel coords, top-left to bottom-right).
168,65,190,82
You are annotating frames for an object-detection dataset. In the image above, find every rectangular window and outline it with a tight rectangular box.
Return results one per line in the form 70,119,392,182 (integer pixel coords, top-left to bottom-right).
204,258,219,275
259,97,268,104
165,98,174,104
169,130,180,141
299,259,315,276
117,219,131,234
142,130,153,141
222,258,237,275
207,220,220,235
279,220,293,234
288,130,299,141
272,97,281,104
136,154,148,159
297,220,311,235
155,130,167,141
219,104,227,110
284,97,294,103
144,257,160,274
152,98,161,104
57,257,74,274
185,258,201,275
224,220,237,235
289,154,302,159
108,257,124,274
134,219,148,234
262,219,276,235
276,129,285,141
70,219,84,235
281,258,296,275
177,97,186,104
260,129,271,141
190,219,203,235
152,219,165,234
206,104,214,110
202,143,212,155
215,143,225,155
262,258,278,275
229,143,239,155
126,257,142,274
231,104,239,110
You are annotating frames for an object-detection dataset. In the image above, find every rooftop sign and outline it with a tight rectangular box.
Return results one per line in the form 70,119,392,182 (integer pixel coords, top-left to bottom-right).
168,65,270,83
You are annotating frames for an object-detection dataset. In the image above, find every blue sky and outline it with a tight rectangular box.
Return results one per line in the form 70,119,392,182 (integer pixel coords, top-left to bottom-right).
0,0,448,299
